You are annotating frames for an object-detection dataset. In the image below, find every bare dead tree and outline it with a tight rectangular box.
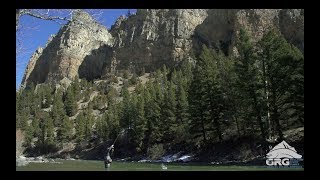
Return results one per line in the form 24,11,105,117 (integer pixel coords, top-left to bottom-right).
17,9,67,31
16,9,104,32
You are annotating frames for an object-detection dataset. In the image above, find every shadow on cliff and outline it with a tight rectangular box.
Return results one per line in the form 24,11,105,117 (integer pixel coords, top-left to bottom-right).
25,25,69,87
191,9,304,56
78,44,113,81
279,9,304,53
191,9,236,57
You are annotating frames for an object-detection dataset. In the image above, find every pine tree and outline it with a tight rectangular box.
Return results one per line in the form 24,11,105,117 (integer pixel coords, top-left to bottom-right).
188,45,226,144
64,86,77,117
83,109,94,139
51,89,66,126
80,79,90,101
160,81,177,143
173,73,190,144
72,76,81,101
188,64,209,143
30,93,41,117
36,111,56,153
176,70,188,91
123,93,138,151
37,117,46,152
200,45,225,142
234,28,267,142
96,116,107,140
46,117,56,146
219,55,241,138
135,81,144,95
58,116,73,142
39,84,52,109
20,83,40,117
170,68,178,84
129,73,139,85
161,65,169,88
123,70,130,79
105,102,121,141
258,30,304,140
75,112,85,141
133,95,147,152
152,69,165,104
17,110,28,130
24,124,34,148
80,78,88,90
162,64,168,80
107,87,119,105
120,88,132,130
176,70,189,123
144,82,162,149
32,116,41,138
181,59,193,88
138,67,146,76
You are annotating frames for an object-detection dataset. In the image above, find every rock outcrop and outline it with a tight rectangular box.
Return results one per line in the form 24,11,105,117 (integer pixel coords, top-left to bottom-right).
193,9,304,55
21,10,113,87
21,9,304,87
108,9,208,73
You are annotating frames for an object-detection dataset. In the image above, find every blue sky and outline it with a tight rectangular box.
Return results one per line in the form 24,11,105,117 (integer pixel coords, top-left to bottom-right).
16,9,136,90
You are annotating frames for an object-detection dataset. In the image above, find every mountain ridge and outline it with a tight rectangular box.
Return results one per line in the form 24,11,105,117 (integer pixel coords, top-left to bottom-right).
21,9,304,88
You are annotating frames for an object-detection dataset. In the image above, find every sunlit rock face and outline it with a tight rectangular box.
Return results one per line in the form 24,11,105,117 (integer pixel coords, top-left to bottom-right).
21,10,113,87
22,9,304,87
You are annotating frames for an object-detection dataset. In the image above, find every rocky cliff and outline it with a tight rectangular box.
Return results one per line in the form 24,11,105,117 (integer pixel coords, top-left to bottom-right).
108,9,208,73
192,9,304,55
21,9,304,87
21,10,113,87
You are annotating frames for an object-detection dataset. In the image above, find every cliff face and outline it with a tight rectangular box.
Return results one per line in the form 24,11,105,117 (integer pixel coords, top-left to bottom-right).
108,9,208,73
21,10,113,87
21,9,304,87
193,9,304,55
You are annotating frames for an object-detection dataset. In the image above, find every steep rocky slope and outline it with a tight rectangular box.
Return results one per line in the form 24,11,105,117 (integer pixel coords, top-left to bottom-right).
21,9,304,88
21,10,113,87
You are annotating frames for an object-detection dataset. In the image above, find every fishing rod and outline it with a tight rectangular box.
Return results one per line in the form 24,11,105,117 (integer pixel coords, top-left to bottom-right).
111,127,137,146
112,133,120,145
112,129,125,146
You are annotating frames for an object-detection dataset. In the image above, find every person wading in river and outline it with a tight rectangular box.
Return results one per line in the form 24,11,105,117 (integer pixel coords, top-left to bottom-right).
104,144,114,169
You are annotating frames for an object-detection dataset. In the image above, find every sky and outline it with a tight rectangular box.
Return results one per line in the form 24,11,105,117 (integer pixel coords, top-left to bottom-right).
16,9,137,90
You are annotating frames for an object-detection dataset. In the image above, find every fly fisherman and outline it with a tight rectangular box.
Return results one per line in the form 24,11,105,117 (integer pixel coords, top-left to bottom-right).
104,144,114,169
104,129,126,169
